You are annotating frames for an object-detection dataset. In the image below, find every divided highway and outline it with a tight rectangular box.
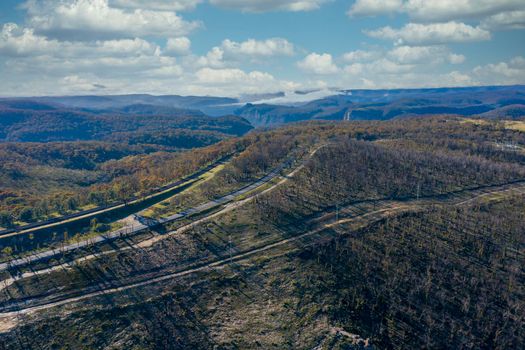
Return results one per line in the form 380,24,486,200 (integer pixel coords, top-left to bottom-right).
3,142,524,320
0,154,294,272
0,154,233,240
1,180,525,319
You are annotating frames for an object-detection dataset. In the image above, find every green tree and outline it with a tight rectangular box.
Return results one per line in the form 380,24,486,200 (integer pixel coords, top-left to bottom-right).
1,246,13,256
0,211,13,228
19,207,35,223
66,197,78,211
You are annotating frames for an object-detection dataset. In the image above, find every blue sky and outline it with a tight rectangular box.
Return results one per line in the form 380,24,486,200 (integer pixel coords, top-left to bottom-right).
0,0,524,97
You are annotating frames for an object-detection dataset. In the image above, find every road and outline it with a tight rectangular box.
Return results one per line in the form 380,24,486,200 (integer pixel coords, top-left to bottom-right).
0,204,405,317
0,155,232,240
1,179,525,319
0,148,305,272
2,138,525,322
0,145,328,294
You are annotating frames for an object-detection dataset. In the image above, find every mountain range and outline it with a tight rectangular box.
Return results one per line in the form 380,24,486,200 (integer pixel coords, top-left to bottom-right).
1,85,524,141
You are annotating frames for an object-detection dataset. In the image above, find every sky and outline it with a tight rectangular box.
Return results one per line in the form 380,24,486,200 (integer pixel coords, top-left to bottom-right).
0,0,524,97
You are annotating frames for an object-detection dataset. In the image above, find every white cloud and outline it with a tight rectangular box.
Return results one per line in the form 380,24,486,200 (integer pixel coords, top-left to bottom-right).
337,44,477,89
340,46,466,81
367,58,414,74
387,45,465,64
188,67,300,97
148,64,184,77
95,38,160,56
195,67,274,84
209,0,331,12
403,0,525,22
348,0,403,17
442,71,474,86
337,55,525,90
473,56,525,84
0,23,60,56
165,37,191,56
448,53,466,65
511,56,525,66
1,46,187,95
194,37,294,68
61,74,107,92
342,49,381,62
110,0,202,11
366,22,491,45
344,63,364,75
0,23,160,58
481,10,525,29
0,22,182,89
7,54,181,79
24,0,200,40
221,38,294,57
196,46,225,68
0,0,522,97
298,53,338,74
349,0,525,23
340,64,477,89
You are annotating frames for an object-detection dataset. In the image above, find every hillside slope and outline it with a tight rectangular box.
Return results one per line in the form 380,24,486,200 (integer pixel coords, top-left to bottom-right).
0,117,524,349
0,100,252,142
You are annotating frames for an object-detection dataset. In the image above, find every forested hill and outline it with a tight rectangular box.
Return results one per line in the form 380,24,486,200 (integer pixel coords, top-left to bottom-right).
1,116,524,349
3,85,524,133
234,85,525,127
0,100,252,143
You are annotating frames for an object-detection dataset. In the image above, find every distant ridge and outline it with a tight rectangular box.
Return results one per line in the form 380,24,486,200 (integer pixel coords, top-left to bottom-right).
2,85,524,127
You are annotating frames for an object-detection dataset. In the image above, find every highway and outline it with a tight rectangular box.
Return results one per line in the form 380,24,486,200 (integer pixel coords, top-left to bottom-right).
0,200,406,318
2,142,525,321
0,155,233,240
1,181,525,319
0,153,295,272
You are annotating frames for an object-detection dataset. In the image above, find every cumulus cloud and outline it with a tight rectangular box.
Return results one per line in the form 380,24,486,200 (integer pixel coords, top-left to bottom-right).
209,0,331,12
0,23,160,58
341,69,475,89
340,46,465,82
0,23,60,56
365,58,414,74
342,49,381,62
338,45,474,90
473,56,525,84
448,53,466,65
348,0,403,17
165,37,191,56
349,0,525,22
110,0,202,11
60,74,107,92
298,53,338,74
0,0,522,97
402,0,525,22
0,21,181,89
188,67,302,97
338,55,525,90
195,67,274,83
340,62,477,89
387,45,465,64
196,47,225,68
221,38,294,57
194,38,294,68
366,22,491,45
24,0,200,40
481,10,525,29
